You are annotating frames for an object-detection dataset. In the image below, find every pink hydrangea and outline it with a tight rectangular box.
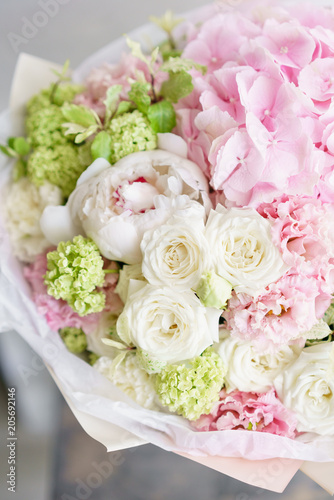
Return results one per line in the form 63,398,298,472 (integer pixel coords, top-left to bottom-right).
258,195,334,287
224,273,331,350
24,252,123,333
193,388,298,439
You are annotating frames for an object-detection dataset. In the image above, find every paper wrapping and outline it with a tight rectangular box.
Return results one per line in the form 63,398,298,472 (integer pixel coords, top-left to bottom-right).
1,14,334,494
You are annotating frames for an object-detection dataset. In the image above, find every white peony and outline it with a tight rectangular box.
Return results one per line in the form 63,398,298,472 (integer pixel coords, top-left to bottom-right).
141,215,211,291
205,205,287,295
5,178,63,262
94,354,160,410
217,331,302,393
116,280,221,364
274,343,334,435
41,150,211,264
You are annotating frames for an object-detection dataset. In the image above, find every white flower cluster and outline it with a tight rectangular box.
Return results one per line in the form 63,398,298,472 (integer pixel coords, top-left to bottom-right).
5,177,63,262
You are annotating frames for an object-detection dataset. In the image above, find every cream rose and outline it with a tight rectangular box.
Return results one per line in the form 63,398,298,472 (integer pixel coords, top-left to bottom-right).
274,343,334,435
205,205,286,295
116,281,221,364
41,150,211,264
141,215,211,291
217,332,302,393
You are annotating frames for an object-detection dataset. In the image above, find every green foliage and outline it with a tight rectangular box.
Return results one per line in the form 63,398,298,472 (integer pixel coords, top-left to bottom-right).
160,71,193,103
91,131,112,162
128,81,151,115
147,100,176,133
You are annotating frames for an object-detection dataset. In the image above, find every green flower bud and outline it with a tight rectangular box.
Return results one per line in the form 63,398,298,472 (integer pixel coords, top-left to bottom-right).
196,271,232,309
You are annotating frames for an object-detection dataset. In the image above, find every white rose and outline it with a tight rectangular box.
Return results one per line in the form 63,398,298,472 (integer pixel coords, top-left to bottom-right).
94,354,160,410
41,150,211,264
5,178,63,262
116,281,221,364
205,205,286,295
274,343,334,435
217,332,302,393
141,215,211,291
115,263,146,303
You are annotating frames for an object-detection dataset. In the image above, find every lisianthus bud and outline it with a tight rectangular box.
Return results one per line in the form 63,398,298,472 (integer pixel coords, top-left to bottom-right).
196,271,232,309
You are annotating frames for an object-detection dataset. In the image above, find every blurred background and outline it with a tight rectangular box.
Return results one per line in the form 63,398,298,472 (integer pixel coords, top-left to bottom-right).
0,1,333,499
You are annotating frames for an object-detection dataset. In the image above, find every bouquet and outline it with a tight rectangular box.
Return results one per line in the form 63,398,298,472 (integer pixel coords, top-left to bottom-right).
1,0,334,493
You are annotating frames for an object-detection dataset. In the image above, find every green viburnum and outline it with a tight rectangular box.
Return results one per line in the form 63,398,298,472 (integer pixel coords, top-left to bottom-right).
155,349,226,421
59,327,87,353
108,110,157,164
88,352,100,366
27,143,89,197
26,104,68,148
26,83,84,115
44,236,106,316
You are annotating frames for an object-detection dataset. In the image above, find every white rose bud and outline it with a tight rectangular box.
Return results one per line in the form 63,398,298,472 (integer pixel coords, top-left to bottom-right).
116,281,221,364
205,205,287,296
274,343,334,435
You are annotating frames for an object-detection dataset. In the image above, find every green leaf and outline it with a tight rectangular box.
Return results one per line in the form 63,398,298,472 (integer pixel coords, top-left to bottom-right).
149,10,183,34
8,137,30,156
91,131,112,162
0,144,18,158
128,82,151,115
147,100,176,133
161,57,207,75
160,71,193,103
62,104,99,128
12,159,27,182
62,122,87,136
103,85,123,125
115,100,132,116
51,59,71,81
75,125,99,144
125,36,159,74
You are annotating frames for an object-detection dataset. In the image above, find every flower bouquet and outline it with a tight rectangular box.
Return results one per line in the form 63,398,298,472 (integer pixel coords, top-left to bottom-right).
1,0,334,494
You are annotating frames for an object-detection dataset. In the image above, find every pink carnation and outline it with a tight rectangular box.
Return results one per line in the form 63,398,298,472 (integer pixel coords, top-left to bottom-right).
258,195,334,288
224,273,331,350
193,388,298,439
23,252,122,333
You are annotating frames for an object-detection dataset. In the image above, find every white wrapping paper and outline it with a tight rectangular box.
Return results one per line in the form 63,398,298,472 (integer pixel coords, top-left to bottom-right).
1,10,334,493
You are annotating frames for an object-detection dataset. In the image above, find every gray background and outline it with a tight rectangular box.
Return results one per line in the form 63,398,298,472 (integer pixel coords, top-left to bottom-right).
0,1,333,499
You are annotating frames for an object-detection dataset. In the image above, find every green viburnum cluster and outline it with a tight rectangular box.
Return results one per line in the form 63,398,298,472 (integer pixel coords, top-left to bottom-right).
155,349,226,421
45,236,106,316
108,110,157,163
27,143,90,198
24,78,91,197
59,327,87,353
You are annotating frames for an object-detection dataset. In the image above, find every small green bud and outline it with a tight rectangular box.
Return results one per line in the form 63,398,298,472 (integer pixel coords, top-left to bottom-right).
196,271,232,309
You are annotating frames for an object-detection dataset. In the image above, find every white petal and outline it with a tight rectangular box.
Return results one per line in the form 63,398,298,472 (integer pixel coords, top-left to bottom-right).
40,205,82,245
